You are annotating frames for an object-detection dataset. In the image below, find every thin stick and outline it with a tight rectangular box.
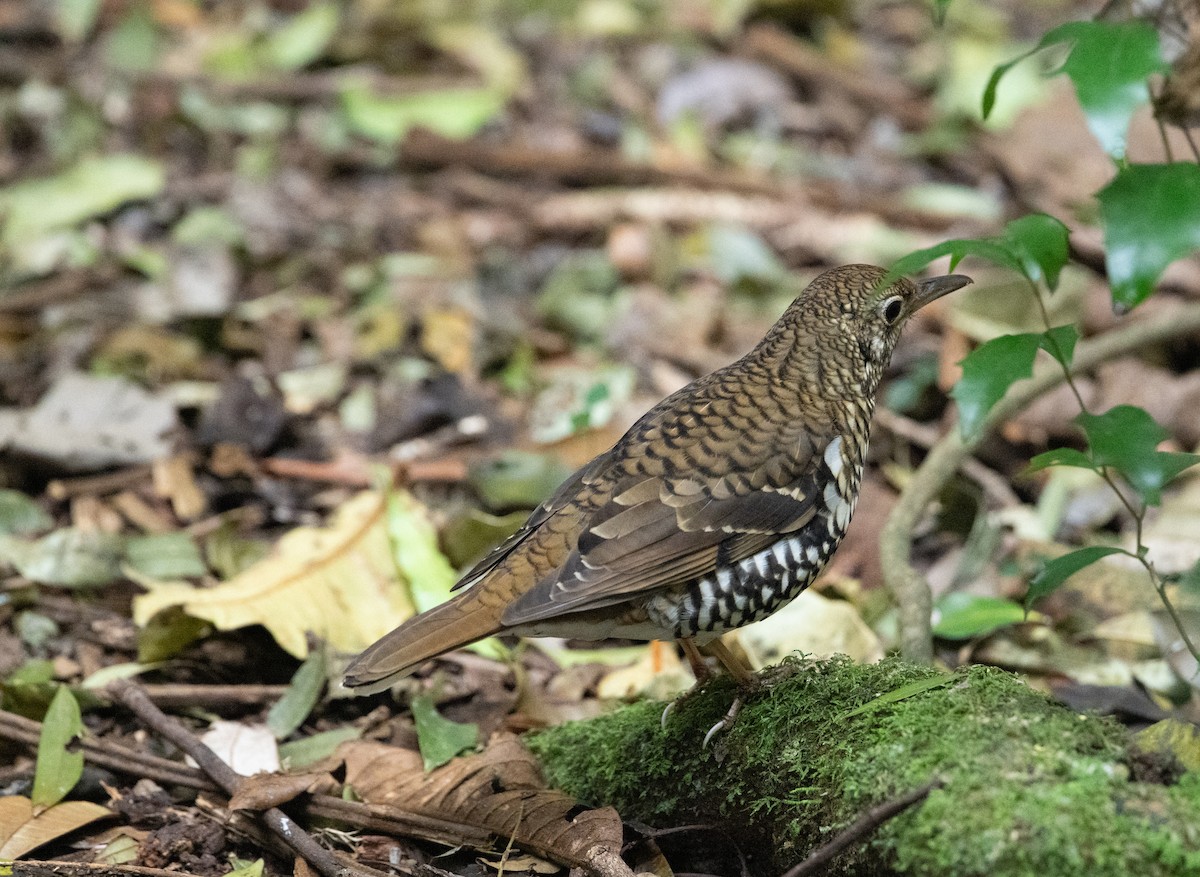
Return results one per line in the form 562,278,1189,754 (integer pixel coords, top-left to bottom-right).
779,781,939,877
10,862,205,877
137,684,289,708
0,707,494,848
106,680,385,877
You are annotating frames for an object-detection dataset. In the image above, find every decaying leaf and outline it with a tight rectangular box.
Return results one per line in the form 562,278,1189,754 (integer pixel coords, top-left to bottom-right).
737,589,883,669
340,734,623,870
1136,719,1200,771
0,796,112,859
197,722,280,777
0,372,177,471
595,642,693,702
228,770,335,812
133,491,432,658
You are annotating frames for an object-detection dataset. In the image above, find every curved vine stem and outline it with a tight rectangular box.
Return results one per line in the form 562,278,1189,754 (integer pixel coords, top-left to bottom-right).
883,297,1200,664
1024,278,1200,666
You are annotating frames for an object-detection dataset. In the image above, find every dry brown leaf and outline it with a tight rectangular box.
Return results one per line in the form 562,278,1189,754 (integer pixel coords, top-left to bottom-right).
132,491,418,657
339,734,623,871
737,589,883,670
0,796,113,859
229,770,335,812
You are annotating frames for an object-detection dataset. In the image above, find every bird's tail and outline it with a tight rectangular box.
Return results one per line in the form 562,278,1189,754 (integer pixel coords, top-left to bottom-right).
341,594,501,694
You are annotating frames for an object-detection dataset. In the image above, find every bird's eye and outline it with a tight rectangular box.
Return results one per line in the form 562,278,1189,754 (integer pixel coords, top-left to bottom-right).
881,297,904,325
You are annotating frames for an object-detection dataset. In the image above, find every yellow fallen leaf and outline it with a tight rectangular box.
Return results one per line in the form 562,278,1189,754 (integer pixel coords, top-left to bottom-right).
132,491,422,657
1136,719,1200,771
0,796,112,859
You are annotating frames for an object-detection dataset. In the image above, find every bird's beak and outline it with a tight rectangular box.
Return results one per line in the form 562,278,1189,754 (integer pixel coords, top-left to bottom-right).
912,274,972,311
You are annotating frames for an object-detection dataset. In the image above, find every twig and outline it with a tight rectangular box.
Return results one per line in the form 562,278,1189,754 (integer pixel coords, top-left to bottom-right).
779,781,940,877
10,863,205,877
137,684,289,707
0,265,122,313
0,707,495,848
47,466,153,501
873,408,1021,508
882,298,1200,662
106,680,385,877
0,708,214,791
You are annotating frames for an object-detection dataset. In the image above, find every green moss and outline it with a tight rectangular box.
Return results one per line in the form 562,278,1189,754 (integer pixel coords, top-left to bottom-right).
527,656,1200,876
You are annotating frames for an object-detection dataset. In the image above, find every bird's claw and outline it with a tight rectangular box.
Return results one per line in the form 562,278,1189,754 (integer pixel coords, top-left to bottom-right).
702,695,743,748
661,700,676,729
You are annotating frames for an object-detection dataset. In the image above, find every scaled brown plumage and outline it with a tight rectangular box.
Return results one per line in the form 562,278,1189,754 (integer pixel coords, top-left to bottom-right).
344,264,971,692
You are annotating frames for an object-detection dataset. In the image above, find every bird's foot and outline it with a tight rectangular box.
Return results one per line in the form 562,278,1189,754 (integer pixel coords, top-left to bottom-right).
702,694,744,748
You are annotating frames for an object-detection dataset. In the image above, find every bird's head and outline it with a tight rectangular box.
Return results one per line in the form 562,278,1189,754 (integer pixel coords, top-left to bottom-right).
768,263,973,397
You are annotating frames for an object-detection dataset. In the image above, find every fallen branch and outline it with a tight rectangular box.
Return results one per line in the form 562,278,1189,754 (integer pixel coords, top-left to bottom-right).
780,780,940,877
106,680,385,877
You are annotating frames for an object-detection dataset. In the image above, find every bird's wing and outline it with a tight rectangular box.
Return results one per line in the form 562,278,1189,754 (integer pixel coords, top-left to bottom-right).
449,452,609,593
499,419,841,626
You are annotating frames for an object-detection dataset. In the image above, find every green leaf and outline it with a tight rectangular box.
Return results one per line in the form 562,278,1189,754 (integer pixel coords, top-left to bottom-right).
125,533,207,580
136,607,211,663
983,47,1042,121
1040,324,1078,368
704,224,785,288
886,238,1021,286
1098,163,1200,311
1003,214,1070,291
1025,447,1095,474
266,651,327,740
32,685,84,808
1076,405,1200,505
1048,21,1164,158
0,529,124,588
262,2,338,71
226,859,264,877
104,2,160,73
1027,546,1125,604
411,693,478,771
56,0,103,42
384,489,459,614
933,593,1026,639
340,82,507,145
951,333,1043,439
277,726,362,769
0,490,52,536
837,674,954,720
985,21,1164,157
0,154,165,249
889,213,1067,294
1179,558,1200,596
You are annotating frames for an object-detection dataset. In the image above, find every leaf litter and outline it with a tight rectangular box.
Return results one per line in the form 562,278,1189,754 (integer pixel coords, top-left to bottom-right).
1,0,1199,874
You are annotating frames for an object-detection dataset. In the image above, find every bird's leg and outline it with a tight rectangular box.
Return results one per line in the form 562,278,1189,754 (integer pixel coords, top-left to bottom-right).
698,638,758,747
679,637,713,683
699,637,755,687
663,637,709,728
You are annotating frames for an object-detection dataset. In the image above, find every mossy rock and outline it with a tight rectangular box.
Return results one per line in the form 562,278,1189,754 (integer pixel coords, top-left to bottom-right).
527,656,1200,876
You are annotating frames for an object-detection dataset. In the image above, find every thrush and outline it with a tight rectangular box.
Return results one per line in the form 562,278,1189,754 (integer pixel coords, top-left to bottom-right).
344,264,971,707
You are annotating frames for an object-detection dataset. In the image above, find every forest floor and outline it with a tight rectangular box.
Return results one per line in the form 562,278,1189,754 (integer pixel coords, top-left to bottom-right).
1,1,1200,875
